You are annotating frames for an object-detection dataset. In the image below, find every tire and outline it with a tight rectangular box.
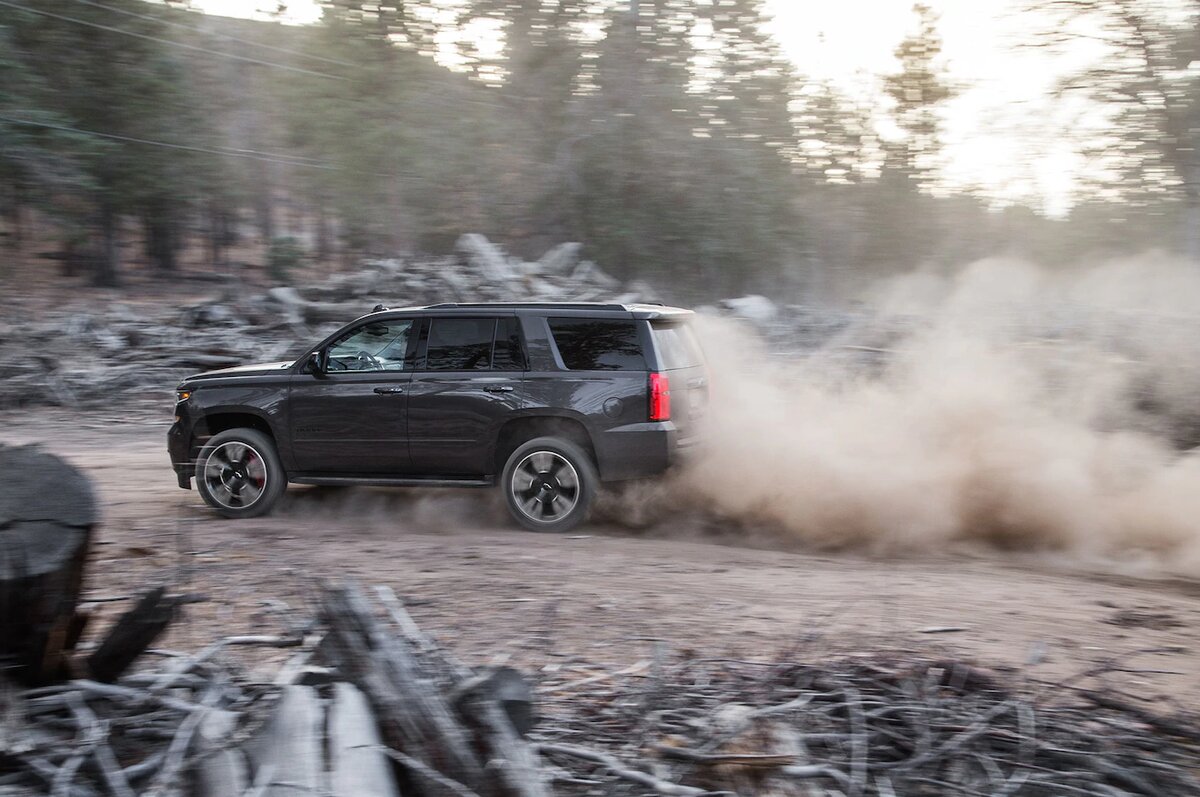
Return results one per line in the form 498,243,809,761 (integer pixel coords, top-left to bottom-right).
502,436,597,533
194,428,286,519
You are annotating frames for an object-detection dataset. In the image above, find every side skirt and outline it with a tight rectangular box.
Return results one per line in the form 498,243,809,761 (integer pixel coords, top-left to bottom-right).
289,475,495,489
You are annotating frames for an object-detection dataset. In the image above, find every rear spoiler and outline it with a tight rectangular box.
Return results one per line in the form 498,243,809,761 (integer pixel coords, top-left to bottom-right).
630,305,694,321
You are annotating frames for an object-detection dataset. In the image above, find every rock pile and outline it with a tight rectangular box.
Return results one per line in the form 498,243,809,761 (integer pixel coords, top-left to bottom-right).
0,235,658,410
0,233,871,410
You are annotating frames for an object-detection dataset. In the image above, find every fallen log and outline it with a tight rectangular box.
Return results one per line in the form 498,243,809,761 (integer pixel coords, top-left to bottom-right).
319,583,484,791
86,587,180,683
329,681,402,797
0,445,96,685
245,685,323,797
192,709,249,797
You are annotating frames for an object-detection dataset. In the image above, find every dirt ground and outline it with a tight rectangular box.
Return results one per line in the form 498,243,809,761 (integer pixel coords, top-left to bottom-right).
4,407,1200,711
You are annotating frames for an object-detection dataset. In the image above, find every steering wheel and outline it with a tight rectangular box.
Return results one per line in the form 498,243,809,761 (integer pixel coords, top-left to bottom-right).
353,350,382,370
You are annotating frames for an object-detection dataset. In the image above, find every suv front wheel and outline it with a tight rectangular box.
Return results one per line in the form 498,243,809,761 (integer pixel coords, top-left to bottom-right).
195,428,285,518
502,436,597,533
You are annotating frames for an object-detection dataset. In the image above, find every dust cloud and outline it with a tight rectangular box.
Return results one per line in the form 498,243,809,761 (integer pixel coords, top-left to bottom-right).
674,255,1200,573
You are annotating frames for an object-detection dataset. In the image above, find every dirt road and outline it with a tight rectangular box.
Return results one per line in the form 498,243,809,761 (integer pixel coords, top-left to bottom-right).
5,408,1200,709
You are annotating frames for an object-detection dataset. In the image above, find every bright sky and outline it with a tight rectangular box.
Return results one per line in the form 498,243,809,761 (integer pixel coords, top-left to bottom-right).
190,0,1105,215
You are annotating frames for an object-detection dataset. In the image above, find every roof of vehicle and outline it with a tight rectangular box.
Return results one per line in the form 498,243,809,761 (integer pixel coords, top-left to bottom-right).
362,301,693,321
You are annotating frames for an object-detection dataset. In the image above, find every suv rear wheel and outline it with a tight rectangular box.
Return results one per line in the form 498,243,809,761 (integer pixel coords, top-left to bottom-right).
502,436,597,533
195,428,285,518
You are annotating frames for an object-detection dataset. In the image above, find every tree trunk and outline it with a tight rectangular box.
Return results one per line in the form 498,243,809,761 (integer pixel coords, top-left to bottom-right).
208,202,222,268
0,445,96,685
144,208,178,273
1182,185,1200,263
61,237,81,278
95,203,120,287
316,200,331,262
2,184,22,251
257,162,276,245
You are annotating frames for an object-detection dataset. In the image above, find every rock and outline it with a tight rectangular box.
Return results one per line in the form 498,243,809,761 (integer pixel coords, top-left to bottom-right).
538,242,582,276
720,294,778,323
345,269,380,297
267,286,306,308
267,287,308,326
0,234,686,411
372,258,403,277
570,260,620,291
455,233,513,282
625,280,658,302
92,328,127,353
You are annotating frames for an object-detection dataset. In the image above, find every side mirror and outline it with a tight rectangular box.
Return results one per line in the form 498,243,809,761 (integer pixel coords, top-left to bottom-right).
305,351,325,376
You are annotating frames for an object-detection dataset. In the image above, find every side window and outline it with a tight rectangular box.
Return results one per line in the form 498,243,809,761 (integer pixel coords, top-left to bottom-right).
492,317,526,371
548,318,645,371
327,319,413,372
426,318,495,370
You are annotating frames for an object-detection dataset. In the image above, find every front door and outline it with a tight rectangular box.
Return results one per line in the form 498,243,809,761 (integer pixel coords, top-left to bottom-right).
407,316,526,476
289,317,416,473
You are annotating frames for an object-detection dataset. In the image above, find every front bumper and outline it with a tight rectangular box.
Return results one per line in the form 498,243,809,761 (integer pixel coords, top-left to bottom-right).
168,420,193,489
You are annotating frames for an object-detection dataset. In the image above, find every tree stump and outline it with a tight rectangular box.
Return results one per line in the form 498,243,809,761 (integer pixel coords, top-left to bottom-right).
0,444,96,684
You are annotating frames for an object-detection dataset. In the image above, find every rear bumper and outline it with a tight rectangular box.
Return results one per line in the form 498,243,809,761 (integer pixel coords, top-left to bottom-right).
168,421,192,489
594,421,700,482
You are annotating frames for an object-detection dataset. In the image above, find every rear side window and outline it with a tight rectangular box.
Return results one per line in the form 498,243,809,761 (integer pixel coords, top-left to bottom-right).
652,322,704,370
424,317,526,371
549,318,645,371
426,318,496,370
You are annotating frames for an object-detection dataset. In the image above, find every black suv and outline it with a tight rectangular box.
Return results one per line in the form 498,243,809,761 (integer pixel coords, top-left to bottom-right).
168,302,706,531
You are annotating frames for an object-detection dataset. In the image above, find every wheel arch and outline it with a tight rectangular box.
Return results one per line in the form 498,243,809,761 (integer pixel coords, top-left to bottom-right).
493,413,596,475
191,409,279,461
199,409,275,439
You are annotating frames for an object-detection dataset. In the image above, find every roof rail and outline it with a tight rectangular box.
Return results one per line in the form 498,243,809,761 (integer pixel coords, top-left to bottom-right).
424,302,630,311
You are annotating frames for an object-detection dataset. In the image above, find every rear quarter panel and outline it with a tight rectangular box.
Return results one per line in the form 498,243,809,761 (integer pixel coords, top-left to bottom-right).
518,313,672,481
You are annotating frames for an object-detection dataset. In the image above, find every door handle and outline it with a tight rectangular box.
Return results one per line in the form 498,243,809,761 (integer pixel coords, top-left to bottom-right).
373,386,405,394
484,385,514,393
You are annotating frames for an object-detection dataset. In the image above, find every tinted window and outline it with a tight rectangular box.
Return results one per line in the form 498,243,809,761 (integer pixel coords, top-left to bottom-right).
652,322,704,370
549,318,645,371
327,320,413,372
426,318,495,370
492,317,526,371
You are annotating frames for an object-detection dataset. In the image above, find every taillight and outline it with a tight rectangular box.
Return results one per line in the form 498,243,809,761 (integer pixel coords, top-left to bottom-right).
649,372,671,421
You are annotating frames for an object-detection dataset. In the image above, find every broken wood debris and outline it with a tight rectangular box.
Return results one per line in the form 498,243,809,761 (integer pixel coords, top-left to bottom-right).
531,652,1200,796
3,581,1199,796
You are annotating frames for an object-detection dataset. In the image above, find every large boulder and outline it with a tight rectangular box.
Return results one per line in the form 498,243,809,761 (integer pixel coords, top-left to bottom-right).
570,260,620,291
537,242,582,276
720,294,779,324
455,234,513,282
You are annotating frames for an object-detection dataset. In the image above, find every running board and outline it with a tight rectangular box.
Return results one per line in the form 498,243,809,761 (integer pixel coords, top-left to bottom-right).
290,475,494,489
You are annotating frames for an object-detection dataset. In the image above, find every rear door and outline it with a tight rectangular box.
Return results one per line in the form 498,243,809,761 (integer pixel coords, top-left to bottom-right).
648,320,707,439
406,315,526,476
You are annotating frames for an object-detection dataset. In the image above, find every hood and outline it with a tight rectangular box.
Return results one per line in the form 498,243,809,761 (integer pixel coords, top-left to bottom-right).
181,360,295,384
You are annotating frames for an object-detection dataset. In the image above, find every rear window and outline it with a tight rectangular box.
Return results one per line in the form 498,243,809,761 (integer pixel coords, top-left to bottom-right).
548,318,645,371
652,322,704,370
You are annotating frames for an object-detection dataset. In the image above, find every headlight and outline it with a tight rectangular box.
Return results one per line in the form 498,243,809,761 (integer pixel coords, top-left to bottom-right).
176,389,192,402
